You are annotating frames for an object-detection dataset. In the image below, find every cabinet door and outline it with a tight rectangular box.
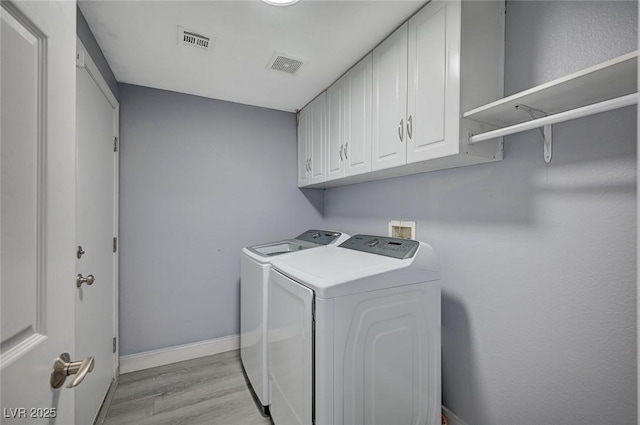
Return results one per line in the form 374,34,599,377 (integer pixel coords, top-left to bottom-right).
308,93,326,185
407,0,461,163
326,78,345,181
297,108,310,187
372,23,408,171
344,53,372,177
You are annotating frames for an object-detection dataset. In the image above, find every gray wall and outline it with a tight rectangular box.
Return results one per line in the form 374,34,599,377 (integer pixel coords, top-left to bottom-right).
117,1,635,422
323,2,637,424
118,84,323,355
77,5,118,99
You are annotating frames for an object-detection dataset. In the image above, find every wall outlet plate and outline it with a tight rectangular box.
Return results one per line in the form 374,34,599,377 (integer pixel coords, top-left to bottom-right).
388,220,416,239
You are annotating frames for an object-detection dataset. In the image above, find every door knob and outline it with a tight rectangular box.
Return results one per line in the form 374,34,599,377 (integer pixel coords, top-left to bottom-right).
76,274,95,288
50,353,95,389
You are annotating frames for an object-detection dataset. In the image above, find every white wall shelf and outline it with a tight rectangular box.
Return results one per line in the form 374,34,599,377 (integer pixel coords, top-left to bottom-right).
463,51,637,163
464,51,638,128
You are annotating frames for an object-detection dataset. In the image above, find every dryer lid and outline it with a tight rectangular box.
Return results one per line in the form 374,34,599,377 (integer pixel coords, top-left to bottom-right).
271,241,439,299
339,235,420,259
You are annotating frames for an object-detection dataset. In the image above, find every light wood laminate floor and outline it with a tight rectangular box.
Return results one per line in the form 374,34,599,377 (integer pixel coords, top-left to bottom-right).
103,350,272,425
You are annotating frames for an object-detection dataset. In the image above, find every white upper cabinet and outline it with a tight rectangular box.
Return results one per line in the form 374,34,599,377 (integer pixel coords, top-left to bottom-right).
372,24,408,171
326,53,373,182
308,93,326,185
344,54,372,177
297,107,310,187
301,0,505,188
326,77,345,181
372,0,504,174
406,1,459,162
298,93,326,187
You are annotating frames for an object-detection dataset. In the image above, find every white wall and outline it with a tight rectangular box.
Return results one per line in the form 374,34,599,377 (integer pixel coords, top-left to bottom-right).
118,84,323,355
323,1,637,424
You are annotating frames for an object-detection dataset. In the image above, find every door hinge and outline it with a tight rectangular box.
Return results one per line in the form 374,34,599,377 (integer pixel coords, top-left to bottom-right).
112,337,117,353
113,237,118,253
113,136,119,152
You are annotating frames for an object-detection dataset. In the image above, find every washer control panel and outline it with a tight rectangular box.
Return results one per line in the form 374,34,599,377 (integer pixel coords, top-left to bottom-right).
339,235,419,259
295,229,342,246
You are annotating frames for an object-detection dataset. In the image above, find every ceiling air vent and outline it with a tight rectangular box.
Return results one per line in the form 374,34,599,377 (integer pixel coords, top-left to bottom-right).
178,26,213,51
268,52,304,75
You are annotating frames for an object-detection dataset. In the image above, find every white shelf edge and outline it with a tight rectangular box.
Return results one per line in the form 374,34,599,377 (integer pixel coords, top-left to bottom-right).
463,51,638,122
468,93,638,144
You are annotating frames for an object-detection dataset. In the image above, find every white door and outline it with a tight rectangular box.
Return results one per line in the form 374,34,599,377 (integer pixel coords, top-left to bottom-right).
326,77,345,181
1,1,78,424
407,0,461,163
268,270,314,425
297,109,310,187
75,40,119,425
308,93,326,185
344,53,372,177
372,23,408,171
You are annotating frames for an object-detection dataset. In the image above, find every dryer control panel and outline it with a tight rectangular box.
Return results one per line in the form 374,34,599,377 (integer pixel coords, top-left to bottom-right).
339,235,419,259
295,229,342,246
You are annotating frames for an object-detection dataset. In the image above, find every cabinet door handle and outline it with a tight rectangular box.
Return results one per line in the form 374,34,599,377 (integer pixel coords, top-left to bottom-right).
307,158,311,172
398,119,404,142
344,142,349,159
339,144,344,160
407,115,413,140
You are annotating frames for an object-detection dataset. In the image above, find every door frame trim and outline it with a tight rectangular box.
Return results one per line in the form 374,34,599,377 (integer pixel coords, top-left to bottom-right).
76,38,117,109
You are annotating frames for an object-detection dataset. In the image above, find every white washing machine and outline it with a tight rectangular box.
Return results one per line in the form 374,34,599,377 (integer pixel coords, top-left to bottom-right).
240,229,349,412
268,235,441,425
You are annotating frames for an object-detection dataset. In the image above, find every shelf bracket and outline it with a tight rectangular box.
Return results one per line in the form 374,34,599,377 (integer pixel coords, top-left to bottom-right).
515,104,552,163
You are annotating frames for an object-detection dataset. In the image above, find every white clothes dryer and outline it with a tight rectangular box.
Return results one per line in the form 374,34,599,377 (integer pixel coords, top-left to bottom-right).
268,235,441,425
240,230,349,412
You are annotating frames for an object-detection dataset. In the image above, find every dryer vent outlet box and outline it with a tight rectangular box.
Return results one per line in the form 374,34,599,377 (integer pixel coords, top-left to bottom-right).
389,221,416,239
178,26,214,51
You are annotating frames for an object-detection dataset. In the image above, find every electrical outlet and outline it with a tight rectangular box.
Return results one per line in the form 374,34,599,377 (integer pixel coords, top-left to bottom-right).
388,221,416,239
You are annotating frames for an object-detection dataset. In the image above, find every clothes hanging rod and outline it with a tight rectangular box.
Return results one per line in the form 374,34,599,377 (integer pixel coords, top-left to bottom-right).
468,93,638,144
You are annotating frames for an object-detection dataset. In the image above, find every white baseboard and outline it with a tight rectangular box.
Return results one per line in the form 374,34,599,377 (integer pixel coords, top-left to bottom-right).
443,405,469,425
119,334,239,374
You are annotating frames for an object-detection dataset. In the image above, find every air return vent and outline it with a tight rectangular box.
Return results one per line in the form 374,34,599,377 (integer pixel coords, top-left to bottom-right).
178,26,213,51
268,52,304,75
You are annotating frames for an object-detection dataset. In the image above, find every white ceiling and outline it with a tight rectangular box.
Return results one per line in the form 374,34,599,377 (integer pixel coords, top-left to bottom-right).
79,0,427,112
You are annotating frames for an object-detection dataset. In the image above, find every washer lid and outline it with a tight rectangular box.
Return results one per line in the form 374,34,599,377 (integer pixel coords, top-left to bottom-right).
243,230,350,263
271,242,439,299
244,239,319,263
